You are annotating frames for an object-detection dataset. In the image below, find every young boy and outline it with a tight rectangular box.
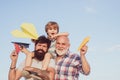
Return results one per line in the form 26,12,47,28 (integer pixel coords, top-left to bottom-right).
42,21,69,70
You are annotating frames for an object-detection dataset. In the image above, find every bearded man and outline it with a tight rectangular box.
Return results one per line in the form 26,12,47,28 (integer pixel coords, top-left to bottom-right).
54,35,90,80
8,35,55,80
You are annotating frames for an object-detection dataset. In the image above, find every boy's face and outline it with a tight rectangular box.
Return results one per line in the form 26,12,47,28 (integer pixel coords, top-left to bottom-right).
47,26,58,37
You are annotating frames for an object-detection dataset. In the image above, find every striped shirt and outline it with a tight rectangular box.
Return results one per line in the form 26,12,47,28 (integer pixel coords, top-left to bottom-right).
55,51,84,80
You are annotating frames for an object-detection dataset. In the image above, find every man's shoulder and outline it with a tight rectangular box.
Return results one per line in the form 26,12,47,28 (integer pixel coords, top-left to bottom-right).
68,52,80,59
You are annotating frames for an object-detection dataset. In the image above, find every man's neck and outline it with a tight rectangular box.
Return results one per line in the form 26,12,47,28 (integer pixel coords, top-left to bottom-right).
34,57,43,62
56,55,64,62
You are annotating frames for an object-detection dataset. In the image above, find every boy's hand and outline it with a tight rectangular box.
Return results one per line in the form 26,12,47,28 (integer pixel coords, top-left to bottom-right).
49,34,57,40
20,46,26,52
20,46,30,55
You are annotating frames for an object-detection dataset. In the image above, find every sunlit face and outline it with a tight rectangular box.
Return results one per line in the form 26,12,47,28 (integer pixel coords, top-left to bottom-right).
55,36,70,56
34,43,48,61
47,26,58,38
35,43,48,53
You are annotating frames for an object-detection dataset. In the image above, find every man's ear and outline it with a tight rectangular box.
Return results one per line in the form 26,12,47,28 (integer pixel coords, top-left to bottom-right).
68,43,70,48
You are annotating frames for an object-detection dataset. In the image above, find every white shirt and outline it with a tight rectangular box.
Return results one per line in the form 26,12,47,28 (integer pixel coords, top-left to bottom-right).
17,58,55,80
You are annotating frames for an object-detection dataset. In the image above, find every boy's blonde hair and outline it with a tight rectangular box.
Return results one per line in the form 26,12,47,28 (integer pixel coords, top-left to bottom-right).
45,21,59,34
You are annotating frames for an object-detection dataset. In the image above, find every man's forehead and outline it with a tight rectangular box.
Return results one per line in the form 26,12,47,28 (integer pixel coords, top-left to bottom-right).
57,36,68,40
56,36,69,44
37,43,47,45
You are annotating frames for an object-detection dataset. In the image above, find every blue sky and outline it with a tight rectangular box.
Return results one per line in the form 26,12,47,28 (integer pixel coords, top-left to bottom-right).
0,0,120,80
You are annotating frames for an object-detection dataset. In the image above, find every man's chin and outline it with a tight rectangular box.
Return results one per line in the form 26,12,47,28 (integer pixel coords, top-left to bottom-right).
38,51,43,53
56,50,66,56
57,53,64,56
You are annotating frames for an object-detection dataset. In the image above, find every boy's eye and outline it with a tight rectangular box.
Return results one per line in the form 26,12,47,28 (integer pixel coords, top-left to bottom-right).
54,28,57,30
48,27,57,31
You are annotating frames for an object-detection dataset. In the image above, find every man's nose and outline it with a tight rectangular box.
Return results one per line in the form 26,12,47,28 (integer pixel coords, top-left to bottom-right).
58,44,63,48
39,46,43,50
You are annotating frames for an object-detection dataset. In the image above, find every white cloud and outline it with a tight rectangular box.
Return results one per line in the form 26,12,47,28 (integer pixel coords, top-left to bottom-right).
82,0,96,14
88,46,97,52
106,44,120,52
84,6,96,13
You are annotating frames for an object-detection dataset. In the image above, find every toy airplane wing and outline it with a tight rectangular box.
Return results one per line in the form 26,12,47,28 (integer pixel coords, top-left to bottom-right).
21,23,39,39
12,42,30,48
78,36,90,51
12,42,30,53
11,30,34,38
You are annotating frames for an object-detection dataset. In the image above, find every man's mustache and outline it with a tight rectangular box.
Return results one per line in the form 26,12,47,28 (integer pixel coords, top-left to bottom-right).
34,49,45,53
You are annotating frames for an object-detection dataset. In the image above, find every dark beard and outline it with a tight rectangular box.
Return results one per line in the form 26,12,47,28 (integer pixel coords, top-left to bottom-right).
34,49,46,61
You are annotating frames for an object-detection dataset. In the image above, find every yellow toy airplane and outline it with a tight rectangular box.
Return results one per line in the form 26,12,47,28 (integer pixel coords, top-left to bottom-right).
78,36,90,51
11,23,39,39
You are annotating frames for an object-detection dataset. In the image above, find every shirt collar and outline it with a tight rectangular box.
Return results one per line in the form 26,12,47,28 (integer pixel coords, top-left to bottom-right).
64,50,70,58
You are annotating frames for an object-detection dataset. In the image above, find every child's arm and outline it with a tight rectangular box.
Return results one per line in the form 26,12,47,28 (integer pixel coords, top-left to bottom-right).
20,47,33,67
56,32,69,37
42,53,52,70
51,32,69,40
25,52,33,66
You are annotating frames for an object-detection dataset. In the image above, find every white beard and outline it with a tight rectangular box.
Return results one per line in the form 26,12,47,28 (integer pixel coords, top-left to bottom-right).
56,48,68,56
